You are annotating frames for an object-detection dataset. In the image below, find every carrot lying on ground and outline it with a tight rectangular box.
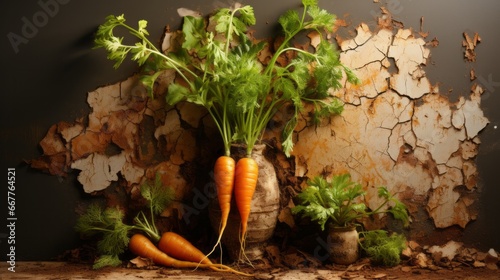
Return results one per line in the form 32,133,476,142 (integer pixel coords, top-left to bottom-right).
129,233,252,276
204,155,236,259
234,157,259,262
158,231,213,265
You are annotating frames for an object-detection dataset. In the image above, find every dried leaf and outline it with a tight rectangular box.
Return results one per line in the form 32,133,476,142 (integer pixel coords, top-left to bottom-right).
278,207,295,228
401,266,412,272
488,248,499,258
485,249,499,264
473,261,486,268
129,256,153,268
408,241,421,251
413,253,428,268
265,245,282,265
428,241,463,261
401,247,413,259
486,263,498,270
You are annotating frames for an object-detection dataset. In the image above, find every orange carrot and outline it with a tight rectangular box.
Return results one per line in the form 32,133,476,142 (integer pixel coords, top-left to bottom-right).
234,156,258,260
158,231,212,265
205,155,235,259
129,233,206,268
129,233,251,276
214,156,236,238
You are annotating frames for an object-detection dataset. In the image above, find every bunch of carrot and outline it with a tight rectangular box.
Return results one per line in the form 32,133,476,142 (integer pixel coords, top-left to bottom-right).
129,155,259,272
94,3,265,266
75,174,252,276
129,232,252,276
206,154,259,264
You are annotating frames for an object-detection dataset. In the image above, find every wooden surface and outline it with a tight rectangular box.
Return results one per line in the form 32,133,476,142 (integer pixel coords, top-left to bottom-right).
4,262,500,280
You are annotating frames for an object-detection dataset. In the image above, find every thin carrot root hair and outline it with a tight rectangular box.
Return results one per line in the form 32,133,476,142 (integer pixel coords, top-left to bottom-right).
202,222,226,268
238,228,254,267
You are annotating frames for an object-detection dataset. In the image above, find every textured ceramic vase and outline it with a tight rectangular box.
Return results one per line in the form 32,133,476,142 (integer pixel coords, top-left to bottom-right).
209,144,280,262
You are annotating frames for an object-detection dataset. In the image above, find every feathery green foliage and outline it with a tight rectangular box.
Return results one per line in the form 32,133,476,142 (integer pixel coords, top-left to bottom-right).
74,204,131,258
360,230,407,267
74,174,174,269
94,0,359,157
292,173,410,230
92,254,123,270
140,173,175,217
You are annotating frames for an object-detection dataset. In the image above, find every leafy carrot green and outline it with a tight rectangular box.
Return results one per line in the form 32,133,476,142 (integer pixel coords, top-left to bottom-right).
75,173,174,269
74,204,130,269
94,0,359,158
229,0,358,156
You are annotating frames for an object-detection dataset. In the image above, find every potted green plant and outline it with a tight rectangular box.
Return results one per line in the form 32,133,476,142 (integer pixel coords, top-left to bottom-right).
93,0,358,262
292,173,409,265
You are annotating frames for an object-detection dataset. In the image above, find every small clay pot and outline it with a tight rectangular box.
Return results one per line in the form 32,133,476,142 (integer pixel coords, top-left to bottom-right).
328,225,359,265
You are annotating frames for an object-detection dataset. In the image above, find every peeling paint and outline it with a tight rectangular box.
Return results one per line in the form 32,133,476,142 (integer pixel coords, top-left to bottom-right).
293,23,489,229
71,152,126,193
388,29,431,99
463,32,481,62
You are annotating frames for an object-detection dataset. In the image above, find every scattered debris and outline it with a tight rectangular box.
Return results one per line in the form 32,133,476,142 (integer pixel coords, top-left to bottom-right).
428,240,463,261
129,256,154,268
11,260,500,280
262,240,498,276
265,245,282,266
488,248,498,258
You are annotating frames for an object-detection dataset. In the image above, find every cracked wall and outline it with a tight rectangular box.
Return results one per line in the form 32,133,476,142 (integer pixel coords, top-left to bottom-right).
30,73,221,222
291,23,489,230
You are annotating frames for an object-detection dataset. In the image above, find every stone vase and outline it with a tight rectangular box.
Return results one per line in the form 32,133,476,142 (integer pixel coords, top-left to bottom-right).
209,144,280,262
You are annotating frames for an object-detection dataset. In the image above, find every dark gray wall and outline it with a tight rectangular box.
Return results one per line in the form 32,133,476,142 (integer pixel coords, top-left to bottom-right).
1,0,499,260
